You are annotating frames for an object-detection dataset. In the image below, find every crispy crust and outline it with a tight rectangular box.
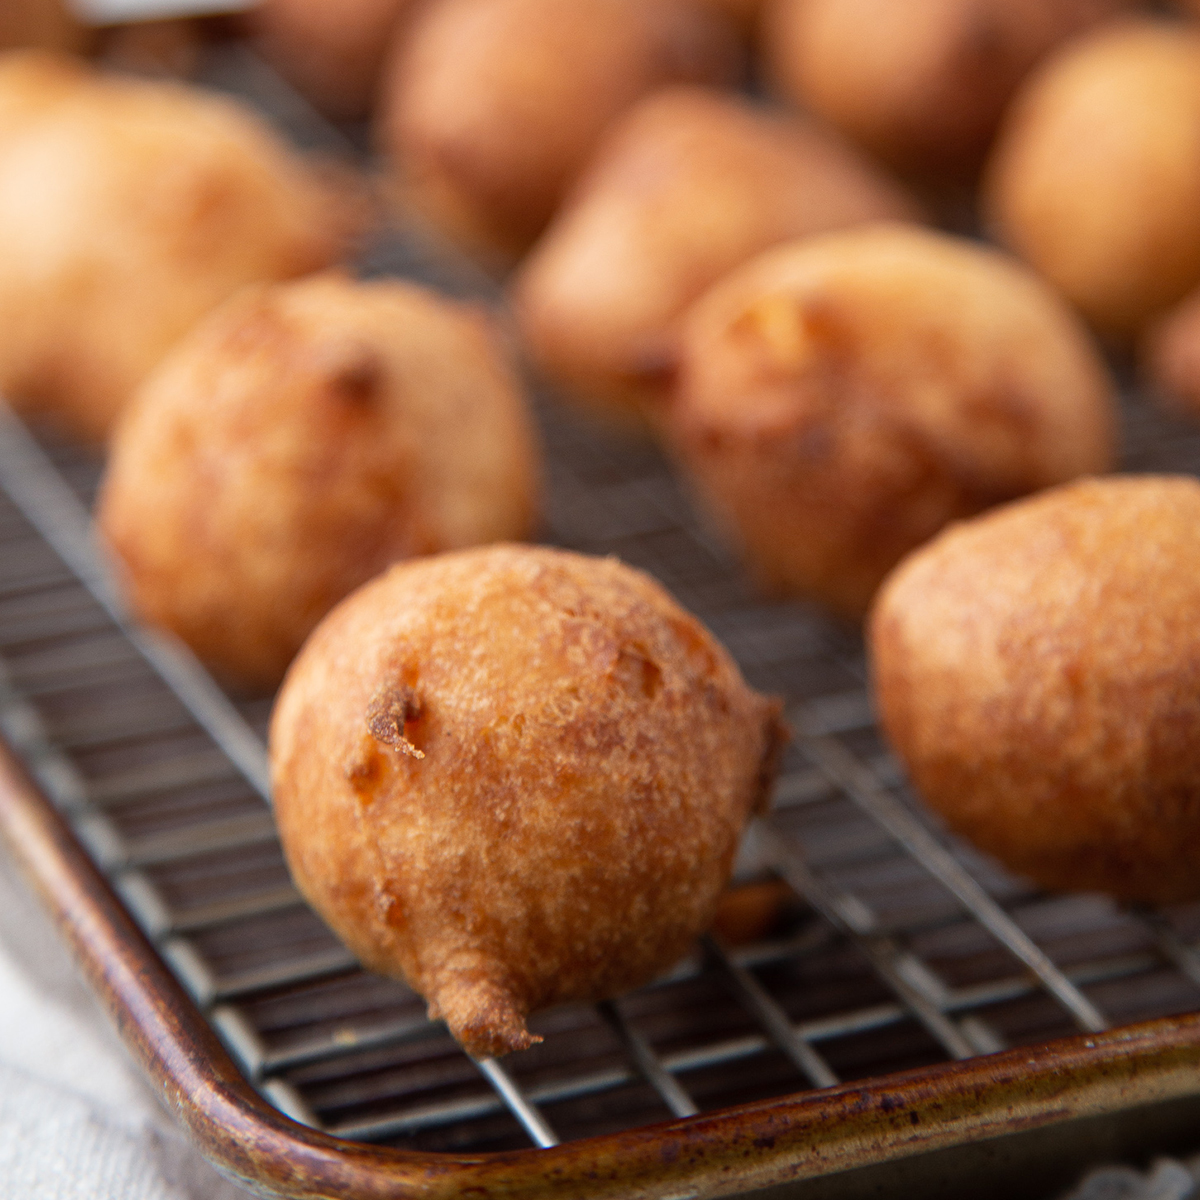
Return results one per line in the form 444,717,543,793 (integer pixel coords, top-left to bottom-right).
666,222,1116,618
269,544,786,1056
98,273,540,693
870,475,1200,905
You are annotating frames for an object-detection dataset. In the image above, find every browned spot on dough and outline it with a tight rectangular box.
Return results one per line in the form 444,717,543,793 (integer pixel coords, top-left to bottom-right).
320,340,384,404
344,747,382,793
367,684,426,759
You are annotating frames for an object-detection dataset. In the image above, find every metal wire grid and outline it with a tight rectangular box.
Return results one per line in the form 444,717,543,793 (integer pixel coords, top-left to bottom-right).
2,373,1200,1159
0,38,1197,1167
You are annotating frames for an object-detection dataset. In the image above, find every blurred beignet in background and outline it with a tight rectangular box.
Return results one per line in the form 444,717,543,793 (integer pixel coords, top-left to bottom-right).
762,0,1137,185
984,18,1200,343
95,18,206,80
247,0,420,119
0,51,360,444
378,0,741,268
512,86,921,427
666,223,1117,619
0,0,87,54
269,544,786,1058
699,0,764,35
870,475,1200,906
1145,286,1200,420
98,273,540,693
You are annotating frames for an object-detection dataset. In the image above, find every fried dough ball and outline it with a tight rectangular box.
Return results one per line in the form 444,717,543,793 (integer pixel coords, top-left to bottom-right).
98,274,539,693
666,223,1118,619
512,86,921,426
248,0,420,119
270,544,786,1057
1146,287,1200,419
763,0,1136,183
984,18,1200,342
0,51,359,443
871,475,1200,906
378,0,741,267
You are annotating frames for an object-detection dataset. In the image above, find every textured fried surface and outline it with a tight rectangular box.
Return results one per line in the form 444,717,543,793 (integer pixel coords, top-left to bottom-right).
270,544,786,1057
871,475,1200,905
667,222,1116,618
512,85,920,425
764,0,1135,182
378,0,740,267
0,51,358,442
98,274,539,693
984,19,1200,342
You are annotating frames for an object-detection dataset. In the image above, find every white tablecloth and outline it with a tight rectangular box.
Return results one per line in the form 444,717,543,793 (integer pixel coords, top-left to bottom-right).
0,824,1196,1200
0,832,256,1200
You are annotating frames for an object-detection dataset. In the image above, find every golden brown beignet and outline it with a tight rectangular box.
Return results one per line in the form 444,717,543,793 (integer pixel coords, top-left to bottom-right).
248,0,420,119
270,544,786,1057
666,223,1117,618
984,18,1200,342
512,86,921,426
98,273,539,693
378,0,741,267
870,475,1200,906
763,0,1136,183
0,51,359,443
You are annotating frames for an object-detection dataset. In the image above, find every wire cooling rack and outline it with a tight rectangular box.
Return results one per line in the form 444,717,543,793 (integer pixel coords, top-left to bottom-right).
2,361,1200,1166
1,39,1200,1199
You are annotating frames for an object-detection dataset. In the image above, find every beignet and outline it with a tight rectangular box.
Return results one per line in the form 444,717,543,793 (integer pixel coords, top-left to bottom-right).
99,274,539,692
871,475,1200,905
0,51,358,442
666,223,1117,617
270,544,786,1056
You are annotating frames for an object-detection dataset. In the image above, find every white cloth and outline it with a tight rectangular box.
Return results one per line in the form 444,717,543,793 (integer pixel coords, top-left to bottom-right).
2,822,1196,1200
1058,1159,1199,1200
0,835,257,1200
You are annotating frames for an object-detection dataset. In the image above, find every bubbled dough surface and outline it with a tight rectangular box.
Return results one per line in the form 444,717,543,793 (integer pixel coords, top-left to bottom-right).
870,475,1200,905
98,273,539,692
669,222,1116,617
270,545,783,1057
